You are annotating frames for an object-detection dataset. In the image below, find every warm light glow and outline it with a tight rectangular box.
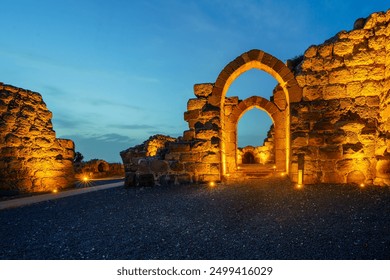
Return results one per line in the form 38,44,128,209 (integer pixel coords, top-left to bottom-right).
83,176,89,182
209,181,216,187
281,172,285,176
296,184,303,189
298,170,303,185
52,189,58,193
360,183,365,188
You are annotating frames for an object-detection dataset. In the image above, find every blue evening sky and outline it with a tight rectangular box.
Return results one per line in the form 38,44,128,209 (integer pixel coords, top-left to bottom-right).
1,0,388,162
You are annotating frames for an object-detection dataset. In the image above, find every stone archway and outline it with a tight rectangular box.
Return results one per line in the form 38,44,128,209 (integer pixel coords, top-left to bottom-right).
242,152,256,164
226,96,286,175
209,49,302,177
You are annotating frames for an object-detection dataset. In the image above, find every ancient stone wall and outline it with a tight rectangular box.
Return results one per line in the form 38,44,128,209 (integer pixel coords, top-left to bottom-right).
121,10,390,187
74,159,124,180
292,10,390,185
0,83,75,193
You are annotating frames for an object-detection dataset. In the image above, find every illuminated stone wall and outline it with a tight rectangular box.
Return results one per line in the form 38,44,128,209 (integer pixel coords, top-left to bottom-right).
74,159,124,180
0,83,75,193
291,10,390,185
121,10,390,187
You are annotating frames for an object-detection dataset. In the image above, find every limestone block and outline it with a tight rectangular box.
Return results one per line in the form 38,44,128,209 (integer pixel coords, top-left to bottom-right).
329,68,353,84
304,45,317,58
376,159,390,179
364,11,387,29
319,145,342,160
323,84,346,99
124,172,136,187
322,171,345,183
184,162,196,173
168,142,191,153
184,109,200,121
366,96,380,106
150,160,169,173
355,96,366,106
306,72,329,86
368,66,386,81
368,36,387,51
323,58,343,70
182,130,195,141
295,74,306,87
291,132,308,147
347,170,366,184
201,173,220,182
335,158,354,174
301,57,324,72
137,159,150,173
5,134,22,146
187,98,207,111
196,129,218,140
195,163,210,173
313,120,334,132
308,133,324,146
180,152,200,162
210,163,220,174
318,44,333,58
225,96,239,105
333,40,354,56
303,173,320,184
169,161,184,172
339,122,365,132
190,140,211,152
302,86,322,101
202,152,220,163
348,29,374,40
194,83,213,98
137,174,155,187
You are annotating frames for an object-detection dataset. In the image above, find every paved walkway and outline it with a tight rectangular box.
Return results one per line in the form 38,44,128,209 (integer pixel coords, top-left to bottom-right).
0,181,123,210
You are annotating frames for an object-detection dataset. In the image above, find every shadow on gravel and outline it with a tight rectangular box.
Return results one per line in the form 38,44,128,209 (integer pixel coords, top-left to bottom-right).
0,177,389,260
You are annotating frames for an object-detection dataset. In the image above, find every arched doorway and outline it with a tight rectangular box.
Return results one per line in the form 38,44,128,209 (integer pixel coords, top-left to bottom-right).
209,49,302,178
242,152,256,164
226,96,284,176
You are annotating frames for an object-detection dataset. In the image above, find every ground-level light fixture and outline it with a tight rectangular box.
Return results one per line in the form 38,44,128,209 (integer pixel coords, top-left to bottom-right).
209,181,216,187
52,189,58,193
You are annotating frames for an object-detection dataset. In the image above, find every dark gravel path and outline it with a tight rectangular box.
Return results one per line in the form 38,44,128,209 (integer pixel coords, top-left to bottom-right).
1,177,389,260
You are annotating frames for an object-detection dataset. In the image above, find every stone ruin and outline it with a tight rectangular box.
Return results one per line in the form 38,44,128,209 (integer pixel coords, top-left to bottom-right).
0,83,75,193
1,10,389,192
74,159,124,180
121,9,390,187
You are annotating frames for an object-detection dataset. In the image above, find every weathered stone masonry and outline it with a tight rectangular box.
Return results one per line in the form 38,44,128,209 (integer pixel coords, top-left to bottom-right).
292,10,390,186
121,9,390,187
0,83,75,193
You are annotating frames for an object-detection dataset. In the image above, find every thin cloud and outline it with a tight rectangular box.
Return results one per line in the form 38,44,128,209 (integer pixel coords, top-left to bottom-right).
62,133,136,162
95,133,134,143
88,99,143,111
112,124,157,130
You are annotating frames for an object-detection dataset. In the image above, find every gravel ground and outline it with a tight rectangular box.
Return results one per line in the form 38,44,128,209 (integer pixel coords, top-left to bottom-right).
0,177,389,260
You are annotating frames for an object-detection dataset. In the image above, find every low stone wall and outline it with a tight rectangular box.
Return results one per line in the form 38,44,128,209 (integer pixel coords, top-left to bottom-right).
74,159,124,179
120,134,205,187
0,83,75,193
